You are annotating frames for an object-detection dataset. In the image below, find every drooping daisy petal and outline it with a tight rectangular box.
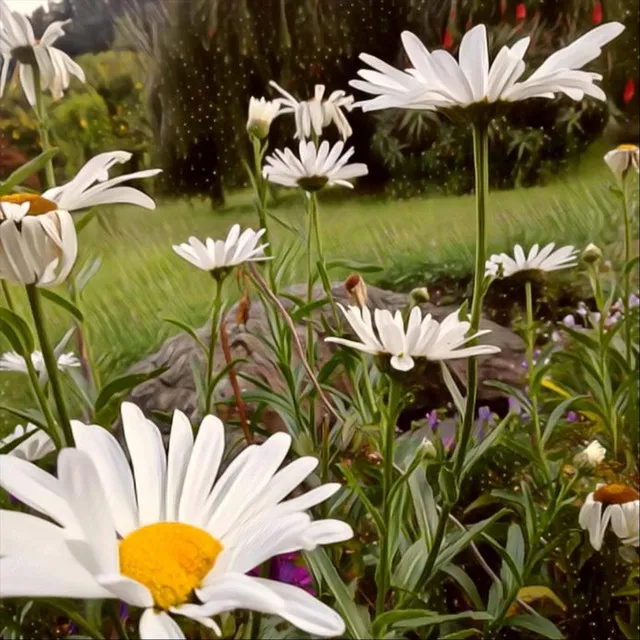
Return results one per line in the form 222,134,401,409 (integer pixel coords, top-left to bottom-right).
486,243,578,278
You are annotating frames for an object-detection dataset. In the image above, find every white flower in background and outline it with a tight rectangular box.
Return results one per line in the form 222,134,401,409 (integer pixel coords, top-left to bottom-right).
0,0,85,105
579,483,640,550
270,81,355,140
485,243,578,278
263,140,368,191
573,440,606,468
604,144,639,181
326,305,500,371
0,350,80,374
42,151,161,211
246,97,281,139
0,423,54,461
351,23,624,112
0,197,77,287
173,224,269,275
0,403,351,638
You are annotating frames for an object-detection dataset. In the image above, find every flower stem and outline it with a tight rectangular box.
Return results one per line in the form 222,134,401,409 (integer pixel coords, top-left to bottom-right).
525,279,550,483
204,276,224,415
453,121,489,478
621,181,633,364
376,377,403,616
1,281,15,312
306,193,316,364
32,66,55,190
25,284,73,445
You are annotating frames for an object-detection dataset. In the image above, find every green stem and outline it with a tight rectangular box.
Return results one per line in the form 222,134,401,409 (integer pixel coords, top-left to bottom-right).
621,182,632,365
26,284,73,445
525,280,551,484
453,121,489,478
32,66,55,189
204,276,224,414
1,281,15,312
111,602,129,640
42,600,104,640
306,193,316,364
376,377,402,616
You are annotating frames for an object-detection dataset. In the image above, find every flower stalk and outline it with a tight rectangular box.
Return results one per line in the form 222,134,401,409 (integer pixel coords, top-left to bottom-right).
32,66,55,190
621,181,633,364
1,281,15,311
204,276,225,415
25,284,73,445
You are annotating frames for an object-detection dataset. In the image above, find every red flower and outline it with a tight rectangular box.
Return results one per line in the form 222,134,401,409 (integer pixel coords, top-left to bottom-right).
623,78,635,104
516,3,526,20
500,0,508,16
443,27,454,50
592,2,603,25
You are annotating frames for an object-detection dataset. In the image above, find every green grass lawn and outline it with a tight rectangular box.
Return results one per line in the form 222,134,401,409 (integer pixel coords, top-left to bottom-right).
0,140,628,432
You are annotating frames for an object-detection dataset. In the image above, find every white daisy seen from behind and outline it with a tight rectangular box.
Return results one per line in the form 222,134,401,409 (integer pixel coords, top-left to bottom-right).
0,402,352,639
604,144,639,181
0,423,55,460
485,243,578,278
173,224,269,276
0,350,80,374
326,304,500,371
263,140,368,192
351,22,624,113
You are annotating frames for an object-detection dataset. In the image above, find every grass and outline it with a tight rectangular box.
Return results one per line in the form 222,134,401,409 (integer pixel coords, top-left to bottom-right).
0,140,627,432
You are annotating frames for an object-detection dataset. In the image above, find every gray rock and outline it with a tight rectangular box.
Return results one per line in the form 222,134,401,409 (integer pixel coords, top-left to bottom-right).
127,284,525,436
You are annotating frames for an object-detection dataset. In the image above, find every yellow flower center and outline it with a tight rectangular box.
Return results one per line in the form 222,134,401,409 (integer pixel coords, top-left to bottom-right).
616,144,639,152
118,522,223,610
593,483,639,505
0,194,58,215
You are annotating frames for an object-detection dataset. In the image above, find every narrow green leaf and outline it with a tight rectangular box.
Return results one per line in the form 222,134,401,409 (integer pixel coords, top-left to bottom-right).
0,405,46,430
506,615,564,639
40,289,84,322
0,428,41,454
442,564,484,611
339,463,384,533
291,297,329,322
441,361,466,417
500,524,525,594
542,396,587,444
304,548,370,639
408,465,439,547
75,208,98,234
94,366,168,415
163,317,206,351
325,258,384,273
373,609,492,635
462,414,509,478
0,148,59,194
0,308,35,353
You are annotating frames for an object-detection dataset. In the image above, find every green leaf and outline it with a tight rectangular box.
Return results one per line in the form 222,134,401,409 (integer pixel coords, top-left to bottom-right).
624,256,640,275
542,396,588,445
500,524,525,594
39,289,84,323
442,564,484,611
290,298,329,322
439,465,459,505
506,615,564,639
94,366,168,416
440,361,466,417
74,256,102,296
325,258,384,273
304,548,370,639
0,148,59,195
0,307,35,353
0,428,41,454
163,317,206,351
392,539,427,593
373,610,492,635
408,465,439,547
462,414,508,478
75,208,98,234
441,630,484,639
0,405,46,430
339,463,383,533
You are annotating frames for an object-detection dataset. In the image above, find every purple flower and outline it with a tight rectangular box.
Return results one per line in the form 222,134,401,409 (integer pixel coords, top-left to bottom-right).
508,396,522,415
566,410,579,423
249,553,315,595
562,314,576,328
629,293,639,308
477,406,493,423
119,602,129,621
426,409,439,428
437,419,457,452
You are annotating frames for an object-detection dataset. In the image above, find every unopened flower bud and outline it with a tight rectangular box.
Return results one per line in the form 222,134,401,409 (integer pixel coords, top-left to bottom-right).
247,97,281,140
582,243,602,264
573,440,606,468
236,292,251,326
410,287,430,304
345,273,368,308
420,438,437,459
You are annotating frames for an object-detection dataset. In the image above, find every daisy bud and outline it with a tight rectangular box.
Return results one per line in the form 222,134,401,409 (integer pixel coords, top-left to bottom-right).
247,97,281,140
574,440,606,468
344,274,368,308
581,243,602,264
410,287,430,304
419,438,437,459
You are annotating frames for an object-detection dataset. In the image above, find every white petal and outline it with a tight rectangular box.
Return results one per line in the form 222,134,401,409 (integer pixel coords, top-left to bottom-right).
139,609,185,640
459,25,489,101
165,410,194,522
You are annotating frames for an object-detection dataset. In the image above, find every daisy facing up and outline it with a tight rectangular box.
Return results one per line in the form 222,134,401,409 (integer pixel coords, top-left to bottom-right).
0,402,352,638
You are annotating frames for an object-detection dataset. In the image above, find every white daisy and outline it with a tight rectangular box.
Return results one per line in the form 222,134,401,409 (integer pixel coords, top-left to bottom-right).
0,197,77,287
173,225,269,275
0,423,55,460
350,23,624,112
0,350,80,374
270,81,355,140
246,97,281,139
579,483,640,550
42,151,161,212
604,144,639,181
262,140,368,191
326,304,501,371
573,440,606,468
0,402,352,638
0,0,85,105
485,243,578,278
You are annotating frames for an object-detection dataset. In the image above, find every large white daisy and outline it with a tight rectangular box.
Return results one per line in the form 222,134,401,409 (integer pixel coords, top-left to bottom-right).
173,224,269,274
485,243,578,278
42,151,162,212
263,140,368,191
0,403,352,638
0,0,85,105
326,304,500,371
350,23,624,112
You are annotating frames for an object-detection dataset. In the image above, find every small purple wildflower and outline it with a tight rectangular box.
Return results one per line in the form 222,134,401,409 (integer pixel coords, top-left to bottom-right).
508,396,522,415
477,406,493,423
426,409,439,428
566,410,579,423
629,293,639,308
249,553,315,595
562,314,576,328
